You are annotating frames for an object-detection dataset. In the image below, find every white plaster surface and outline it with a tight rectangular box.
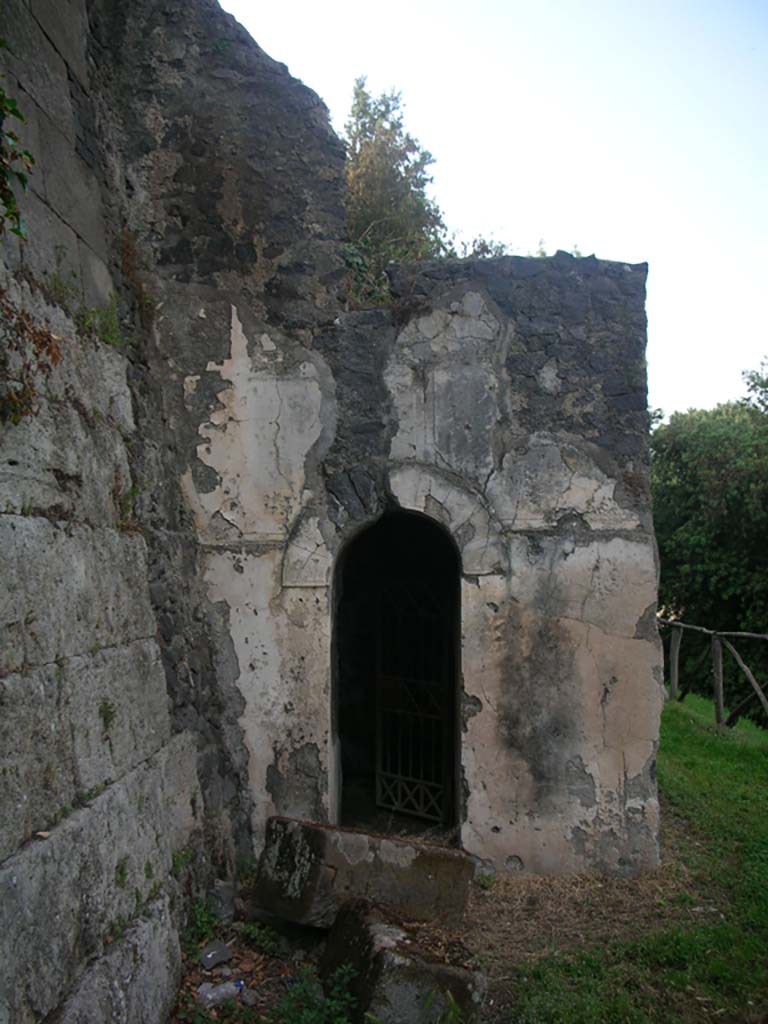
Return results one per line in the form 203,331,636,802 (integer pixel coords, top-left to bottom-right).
487,434,641,531
282,515,333,587
459,577,663,873
202,548,333,846
506,533,657,638
182,306,324,541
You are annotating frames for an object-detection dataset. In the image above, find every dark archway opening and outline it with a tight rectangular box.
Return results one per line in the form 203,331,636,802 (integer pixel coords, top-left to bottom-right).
334,510,460,838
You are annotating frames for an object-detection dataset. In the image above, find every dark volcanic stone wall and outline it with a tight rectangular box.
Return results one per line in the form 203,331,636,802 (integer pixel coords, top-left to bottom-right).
84,0,347,867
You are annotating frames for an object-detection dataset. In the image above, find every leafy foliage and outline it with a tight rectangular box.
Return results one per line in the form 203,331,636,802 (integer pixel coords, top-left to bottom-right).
342,78,450,305
181,898,217,953
458,235,510,259
341,79,527,305
743,357,768,414
651,381,768,716
0,39,34,238
267,965,356,1024
75,294,123,348
239,921,282,955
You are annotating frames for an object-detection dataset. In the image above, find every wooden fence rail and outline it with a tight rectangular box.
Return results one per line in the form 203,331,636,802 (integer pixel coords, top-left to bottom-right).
657,616,768,727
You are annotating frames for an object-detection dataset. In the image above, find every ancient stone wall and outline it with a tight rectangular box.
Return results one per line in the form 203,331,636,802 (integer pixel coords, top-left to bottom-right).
181,253,663,874
1,0,344,1018
1,0,662,1018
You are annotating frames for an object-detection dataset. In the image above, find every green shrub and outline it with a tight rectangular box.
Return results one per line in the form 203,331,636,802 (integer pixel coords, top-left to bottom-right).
267,964,356,1024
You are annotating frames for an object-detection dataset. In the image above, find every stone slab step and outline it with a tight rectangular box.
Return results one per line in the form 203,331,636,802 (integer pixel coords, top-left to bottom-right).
253,817,473,928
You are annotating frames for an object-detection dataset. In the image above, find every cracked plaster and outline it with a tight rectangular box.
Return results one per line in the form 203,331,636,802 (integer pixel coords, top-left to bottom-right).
182,306,325,542
176,259,660,875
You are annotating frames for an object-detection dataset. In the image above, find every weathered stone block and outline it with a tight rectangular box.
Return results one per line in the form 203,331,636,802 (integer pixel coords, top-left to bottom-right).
17,190,81,286
0,733,200,1024
66,641,171,787
3,0,75,143
30,0,90,87
319,899,486,1024
0,664,74,862
45,335,134,435
0,396,132,523
57,896,181,1024
0,518,156,674
36,109,107,257
78,237,115,307
0,219,21,271
0,269,134,434
254,818,473,928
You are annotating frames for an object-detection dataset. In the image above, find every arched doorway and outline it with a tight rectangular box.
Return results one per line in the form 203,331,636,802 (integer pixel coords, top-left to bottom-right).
333,510,460,835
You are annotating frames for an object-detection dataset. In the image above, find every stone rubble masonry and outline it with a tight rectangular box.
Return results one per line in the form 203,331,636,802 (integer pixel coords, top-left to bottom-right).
254,817,474,928
56,898,182,1024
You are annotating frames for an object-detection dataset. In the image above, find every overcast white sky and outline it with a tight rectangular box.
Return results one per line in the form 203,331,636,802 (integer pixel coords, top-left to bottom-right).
219,0,767,417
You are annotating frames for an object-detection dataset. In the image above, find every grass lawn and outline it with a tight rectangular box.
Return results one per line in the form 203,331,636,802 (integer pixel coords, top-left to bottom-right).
502,695,768,1023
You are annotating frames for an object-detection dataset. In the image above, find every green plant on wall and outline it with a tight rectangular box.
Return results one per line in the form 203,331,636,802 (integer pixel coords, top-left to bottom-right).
76,294,123,348
0,39,35,238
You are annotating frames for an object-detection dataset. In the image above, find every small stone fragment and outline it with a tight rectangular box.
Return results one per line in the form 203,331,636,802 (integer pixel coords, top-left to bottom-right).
207,879,236,925
200,939,232,970
241,987,260,1007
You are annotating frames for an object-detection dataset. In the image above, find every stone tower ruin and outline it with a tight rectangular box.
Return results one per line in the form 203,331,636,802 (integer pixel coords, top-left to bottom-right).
0,0,663,1019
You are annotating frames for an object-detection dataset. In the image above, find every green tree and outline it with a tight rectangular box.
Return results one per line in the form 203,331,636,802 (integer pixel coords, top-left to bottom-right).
743,357,768,414
342,77,450,305
651,387,768,719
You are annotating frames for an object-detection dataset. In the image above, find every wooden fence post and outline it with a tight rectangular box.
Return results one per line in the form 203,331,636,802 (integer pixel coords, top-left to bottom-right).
722,638,768,720
712,635,724,726
669,627,682,699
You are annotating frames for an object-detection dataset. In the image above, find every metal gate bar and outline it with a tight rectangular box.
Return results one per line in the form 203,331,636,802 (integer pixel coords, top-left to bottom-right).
375,662,449,822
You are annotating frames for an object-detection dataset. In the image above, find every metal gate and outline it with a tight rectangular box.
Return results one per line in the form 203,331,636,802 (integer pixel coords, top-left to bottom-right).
375,580,452,823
